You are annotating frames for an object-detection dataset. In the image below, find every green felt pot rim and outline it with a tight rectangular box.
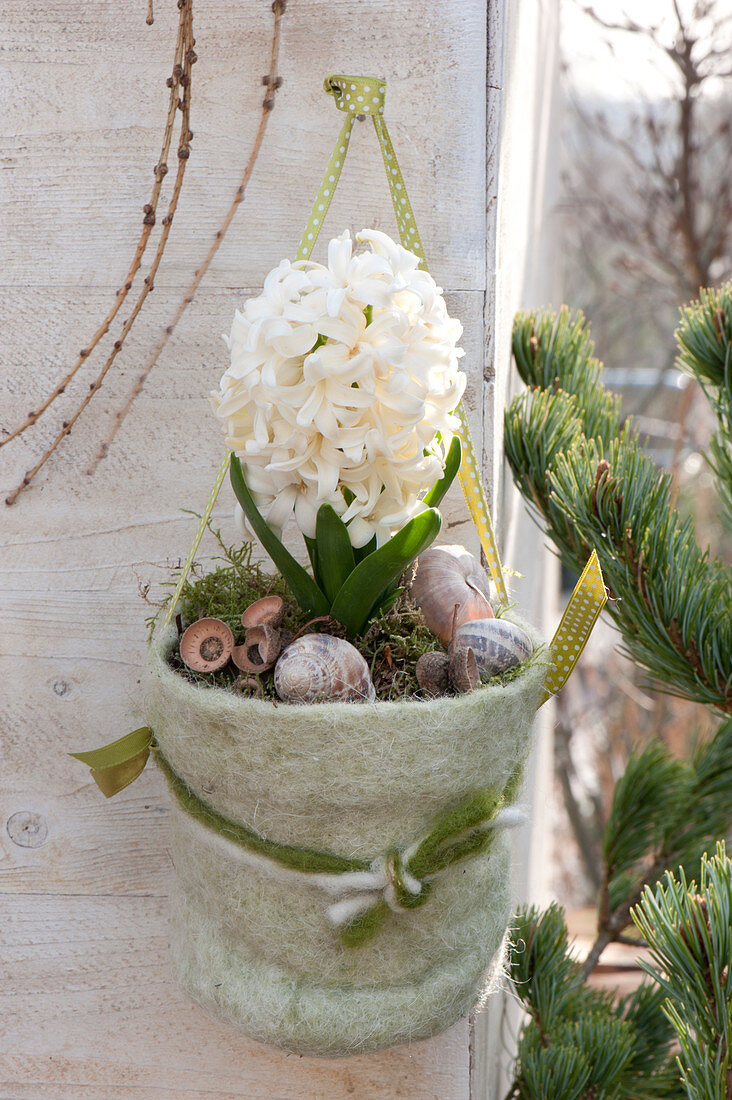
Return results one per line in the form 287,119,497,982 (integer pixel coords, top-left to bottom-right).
149,614,548,717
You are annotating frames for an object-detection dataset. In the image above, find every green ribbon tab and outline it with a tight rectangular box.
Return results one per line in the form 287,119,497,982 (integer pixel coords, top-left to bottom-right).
69,726,153,798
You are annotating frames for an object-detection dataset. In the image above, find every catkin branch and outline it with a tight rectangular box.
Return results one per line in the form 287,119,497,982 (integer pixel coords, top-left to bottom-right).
4,0,196,506
3,0,197,506
89,0,287,472
0,1,187,455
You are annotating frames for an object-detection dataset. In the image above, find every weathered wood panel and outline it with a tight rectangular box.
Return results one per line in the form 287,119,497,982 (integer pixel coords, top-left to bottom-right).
0,898,469,1100
1,1,487,290
1,1,495,1095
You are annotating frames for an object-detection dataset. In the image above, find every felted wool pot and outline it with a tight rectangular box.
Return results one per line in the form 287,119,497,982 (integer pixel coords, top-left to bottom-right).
147,618,548,1056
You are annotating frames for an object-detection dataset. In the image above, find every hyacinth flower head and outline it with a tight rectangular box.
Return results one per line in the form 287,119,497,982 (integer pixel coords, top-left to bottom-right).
211,228,467,636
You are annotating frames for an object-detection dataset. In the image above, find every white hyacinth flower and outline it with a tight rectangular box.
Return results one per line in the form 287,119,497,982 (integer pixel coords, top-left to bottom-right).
212,229,466,548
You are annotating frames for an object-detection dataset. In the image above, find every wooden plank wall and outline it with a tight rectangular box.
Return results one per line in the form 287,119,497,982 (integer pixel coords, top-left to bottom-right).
0,1,557,1096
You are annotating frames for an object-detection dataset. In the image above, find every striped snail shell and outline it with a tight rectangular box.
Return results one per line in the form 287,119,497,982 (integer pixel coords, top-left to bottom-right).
274,634,376,705
411,545,494,644
453,619,533,680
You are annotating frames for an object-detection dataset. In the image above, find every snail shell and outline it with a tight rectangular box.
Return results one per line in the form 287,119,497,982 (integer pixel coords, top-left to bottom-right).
411,545,495,644
453,618,533,680
179,617,234,673
274,634,376,704
415,651,451,696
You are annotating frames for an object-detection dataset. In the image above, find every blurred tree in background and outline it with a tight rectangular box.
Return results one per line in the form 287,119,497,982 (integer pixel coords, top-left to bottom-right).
498,6,732,1093
563,1,732,391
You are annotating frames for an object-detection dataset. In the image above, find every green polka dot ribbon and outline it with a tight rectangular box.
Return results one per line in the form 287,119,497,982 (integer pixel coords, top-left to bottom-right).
298,73,606,697
541,550,607,704
160,452,232,630
297,74,508,603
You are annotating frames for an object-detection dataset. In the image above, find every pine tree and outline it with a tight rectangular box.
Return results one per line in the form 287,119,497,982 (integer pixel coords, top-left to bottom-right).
501,282,732,1098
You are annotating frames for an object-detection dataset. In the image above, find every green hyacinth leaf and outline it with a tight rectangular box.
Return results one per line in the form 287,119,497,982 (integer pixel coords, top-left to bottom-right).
373,586,404,616
315,504,356,604
423,434,462,508
230,456,330,618
329,508,442,636
303,535,322,588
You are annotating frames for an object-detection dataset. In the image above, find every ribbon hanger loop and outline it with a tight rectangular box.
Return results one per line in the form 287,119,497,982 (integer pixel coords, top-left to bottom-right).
324,74,386,116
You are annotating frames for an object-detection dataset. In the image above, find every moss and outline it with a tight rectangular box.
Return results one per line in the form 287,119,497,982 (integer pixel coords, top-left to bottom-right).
155,526,537,702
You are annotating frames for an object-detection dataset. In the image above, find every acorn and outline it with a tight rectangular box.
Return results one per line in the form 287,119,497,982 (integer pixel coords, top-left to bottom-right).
179,617,234,673
241,595,284,629
449,644,480,693
232,621,282,673
415,651,451,695
232,595,286,673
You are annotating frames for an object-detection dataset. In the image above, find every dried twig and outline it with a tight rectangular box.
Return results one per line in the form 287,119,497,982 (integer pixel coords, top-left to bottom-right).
5,1,196,506
0,2,187,456
90,0,287,472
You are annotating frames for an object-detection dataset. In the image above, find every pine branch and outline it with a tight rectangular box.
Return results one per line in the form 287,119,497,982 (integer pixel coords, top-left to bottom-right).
632,844,732,1100
505,729,732,1096
676,284,732,529
505,306,732,714
506,905,684,1098
580,720,732,979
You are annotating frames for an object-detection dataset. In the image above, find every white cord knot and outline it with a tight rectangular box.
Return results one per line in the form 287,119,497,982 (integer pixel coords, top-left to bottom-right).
323,805,528,931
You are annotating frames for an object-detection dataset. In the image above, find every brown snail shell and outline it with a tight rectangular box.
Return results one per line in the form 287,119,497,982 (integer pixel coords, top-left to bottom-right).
415,651,451,695
274,634,376,704
453,618,533,680
449,645,480,694
179,617,234,673
232,622,282,673
411,545,495,644
241,595,284,629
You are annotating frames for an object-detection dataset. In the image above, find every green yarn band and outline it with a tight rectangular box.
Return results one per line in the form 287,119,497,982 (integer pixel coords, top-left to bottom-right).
155,747,367,875
155,745,524,946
